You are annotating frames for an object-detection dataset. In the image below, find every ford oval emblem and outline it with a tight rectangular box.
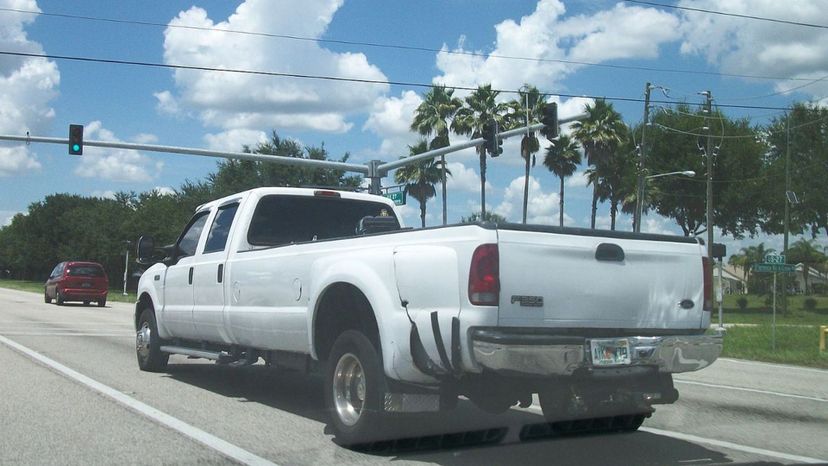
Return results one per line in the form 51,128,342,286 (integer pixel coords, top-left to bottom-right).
679,299,695,309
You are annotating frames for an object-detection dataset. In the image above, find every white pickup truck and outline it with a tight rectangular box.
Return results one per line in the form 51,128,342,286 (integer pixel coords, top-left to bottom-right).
134,187,722,444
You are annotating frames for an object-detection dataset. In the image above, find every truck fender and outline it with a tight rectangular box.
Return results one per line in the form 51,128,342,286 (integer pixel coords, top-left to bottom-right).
306,250,415,382
135,263,171,339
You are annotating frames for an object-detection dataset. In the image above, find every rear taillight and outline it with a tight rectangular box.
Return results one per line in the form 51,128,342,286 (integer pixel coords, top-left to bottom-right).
702,257,712,312
469,244,499,306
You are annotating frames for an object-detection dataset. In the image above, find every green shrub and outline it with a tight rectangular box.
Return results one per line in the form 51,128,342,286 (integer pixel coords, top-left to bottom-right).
737,297,748,311
803,297,817,311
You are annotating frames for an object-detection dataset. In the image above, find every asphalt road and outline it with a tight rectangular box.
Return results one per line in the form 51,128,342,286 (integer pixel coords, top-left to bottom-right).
1,286,826,466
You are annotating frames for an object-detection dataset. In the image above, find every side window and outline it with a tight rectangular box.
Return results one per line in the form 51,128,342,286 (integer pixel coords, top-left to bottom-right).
176,211,210,258
203,203,239,254
50,264,61,278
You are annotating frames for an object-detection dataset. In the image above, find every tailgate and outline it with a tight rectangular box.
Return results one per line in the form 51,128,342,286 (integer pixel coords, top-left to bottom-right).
497,226,705,330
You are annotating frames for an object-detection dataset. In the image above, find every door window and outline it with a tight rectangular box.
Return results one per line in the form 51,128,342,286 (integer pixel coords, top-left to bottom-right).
176,211,210,258
203,203,239,254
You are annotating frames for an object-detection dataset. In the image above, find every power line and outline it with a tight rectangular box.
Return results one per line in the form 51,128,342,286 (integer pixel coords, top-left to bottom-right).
0,6,821,83
0,50,796,111
625,0,828,29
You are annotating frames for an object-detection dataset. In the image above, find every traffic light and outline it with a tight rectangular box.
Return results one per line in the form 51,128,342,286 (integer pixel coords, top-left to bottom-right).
68,124,84,155
482,120,503,157
540,102,558,141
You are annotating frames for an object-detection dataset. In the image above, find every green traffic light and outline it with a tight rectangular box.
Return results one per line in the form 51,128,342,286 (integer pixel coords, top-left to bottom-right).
72,144,80,152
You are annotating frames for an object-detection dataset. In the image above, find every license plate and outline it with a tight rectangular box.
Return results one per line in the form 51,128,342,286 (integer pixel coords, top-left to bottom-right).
590,339,631,366
82,282,92,288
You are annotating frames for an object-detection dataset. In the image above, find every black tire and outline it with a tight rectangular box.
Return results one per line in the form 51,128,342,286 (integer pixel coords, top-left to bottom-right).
324,330,389,446
56,292,64,306
97,299,106,308
44,291,51,304
83,300,90,306
136,308,169,372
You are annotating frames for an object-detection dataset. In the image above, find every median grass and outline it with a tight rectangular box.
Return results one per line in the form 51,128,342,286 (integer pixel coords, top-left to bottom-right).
718,324,828,369
0,279,137,303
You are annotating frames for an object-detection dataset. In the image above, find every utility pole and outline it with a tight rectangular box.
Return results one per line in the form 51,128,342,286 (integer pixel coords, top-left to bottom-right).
782,111,792,314
702,90,714,264
634,82,652,233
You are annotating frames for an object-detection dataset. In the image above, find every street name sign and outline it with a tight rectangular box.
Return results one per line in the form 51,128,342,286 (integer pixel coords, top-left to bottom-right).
753,263,796,273
383,191,406,206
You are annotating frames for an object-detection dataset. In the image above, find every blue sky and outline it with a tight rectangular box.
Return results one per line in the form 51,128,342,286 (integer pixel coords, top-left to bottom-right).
1,0,827,255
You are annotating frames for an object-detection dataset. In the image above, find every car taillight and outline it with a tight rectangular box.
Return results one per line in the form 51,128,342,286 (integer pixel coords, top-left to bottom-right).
469,244,499,306
702,257,712,312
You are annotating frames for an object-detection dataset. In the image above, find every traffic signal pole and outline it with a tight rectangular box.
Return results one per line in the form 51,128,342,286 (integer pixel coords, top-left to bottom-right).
0,112,584,196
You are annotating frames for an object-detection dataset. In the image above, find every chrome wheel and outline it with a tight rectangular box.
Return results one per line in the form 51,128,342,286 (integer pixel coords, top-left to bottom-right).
333,352,366,427
136,322,151,361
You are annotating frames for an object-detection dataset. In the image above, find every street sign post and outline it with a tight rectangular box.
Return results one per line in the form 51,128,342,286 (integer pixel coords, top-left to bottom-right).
753,255,796,351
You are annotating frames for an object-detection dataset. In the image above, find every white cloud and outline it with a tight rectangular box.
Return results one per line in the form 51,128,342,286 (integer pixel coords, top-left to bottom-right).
445,161,493,194
565,170,589,188
678,0,828,99
160,0,388,135
73,121,162,182
641,215,681,236
494,175,567,224
153,90,181,116
204,128,268,153
154,186,176,196
434,0,679,94
363,90,423,157
0,0,59,176
0,210,21,227
132,133,159,145
90,190,117,200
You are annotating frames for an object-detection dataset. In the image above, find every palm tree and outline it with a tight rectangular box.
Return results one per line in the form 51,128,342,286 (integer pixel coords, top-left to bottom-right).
452,84,512,216
571,99,626,229
394,141,450,228
543,134,581,227
742,243,775,294
510,85,546,224
585,166,611,228
410,86,463,225
601,134,636,230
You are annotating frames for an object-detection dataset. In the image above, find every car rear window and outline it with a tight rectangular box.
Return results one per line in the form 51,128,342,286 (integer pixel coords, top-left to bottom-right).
247,195,399,247
67,265,104,277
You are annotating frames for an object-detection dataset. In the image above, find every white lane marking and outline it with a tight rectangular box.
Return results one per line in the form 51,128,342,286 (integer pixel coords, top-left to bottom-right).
0,332,132,337
674,379,828,403
527,407,827,464
639,427,827,464
717,357,828,374
0,334,279,466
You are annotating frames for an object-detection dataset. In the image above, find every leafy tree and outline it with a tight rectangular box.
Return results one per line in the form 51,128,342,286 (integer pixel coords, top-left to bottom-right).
209,132,361,197
600,131,637,230
740,243,775,295
452,84,512,216
639,104,765,237
460,211,507,224
571,99,627,229
509,85,546,224
411,85,463,225
762,103,828,237
543,134,582,227
394,141,450,228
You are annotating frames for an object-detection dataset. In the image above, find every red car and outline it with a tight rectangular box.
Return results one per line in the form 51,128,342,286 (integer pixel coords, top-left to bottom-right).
44,261,109,307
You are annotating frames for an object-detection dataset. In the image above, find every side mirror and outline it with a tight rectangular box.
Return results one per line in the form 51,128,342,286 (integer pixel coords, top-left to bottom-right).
136,235,155,265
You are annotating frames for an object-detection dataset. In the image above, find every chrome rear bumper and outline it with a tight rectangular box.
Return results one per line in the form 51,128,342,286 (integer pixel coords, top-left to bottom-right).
470,329,723,376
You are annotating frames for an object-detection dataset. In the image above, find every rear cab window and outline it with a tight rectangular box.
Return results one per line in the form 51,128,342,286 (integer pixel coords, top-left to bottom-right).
247,195,399,247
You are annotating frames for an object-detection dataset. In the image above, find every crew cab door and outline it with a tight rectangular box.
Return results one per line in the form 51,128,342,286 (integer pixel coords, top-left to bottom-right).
162,210,210,340
192,201,240,343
